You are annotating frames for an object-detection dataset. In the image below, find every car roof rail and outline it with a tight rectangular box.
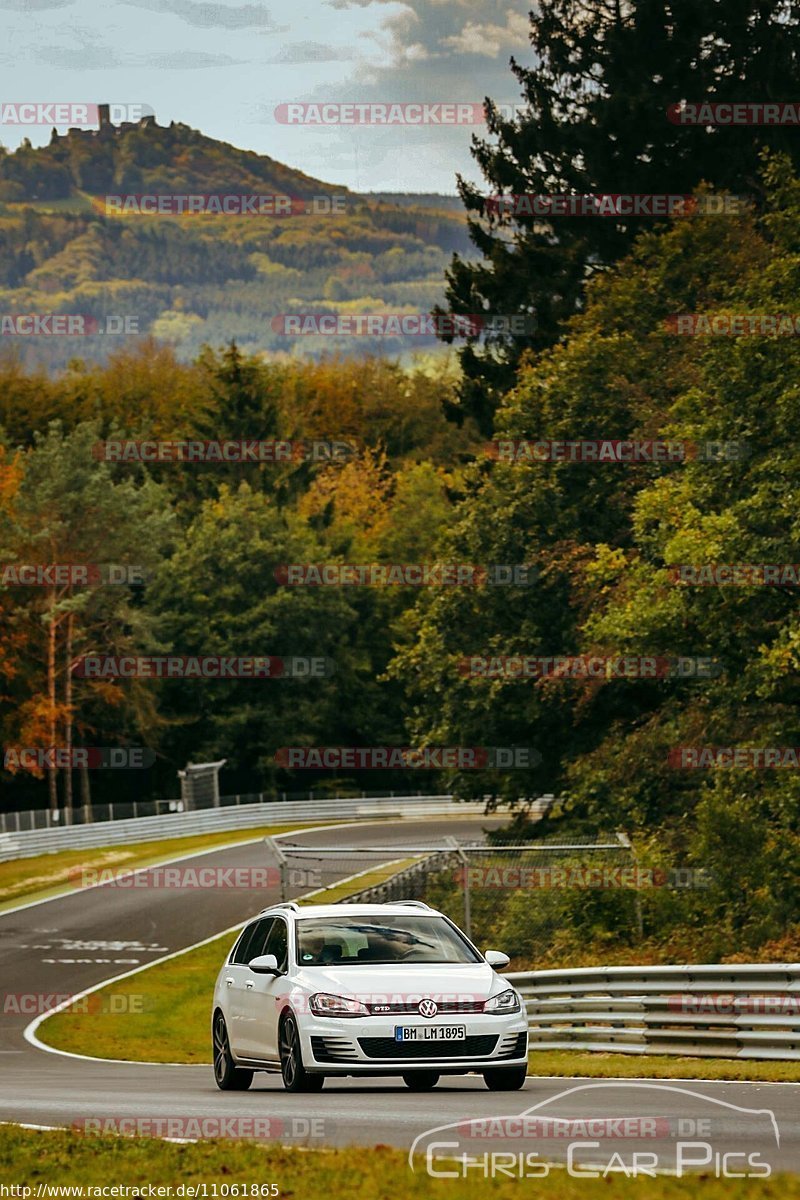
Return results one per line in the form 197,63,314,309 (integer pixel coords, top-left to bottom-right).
260,901,300,913
393,900,432,909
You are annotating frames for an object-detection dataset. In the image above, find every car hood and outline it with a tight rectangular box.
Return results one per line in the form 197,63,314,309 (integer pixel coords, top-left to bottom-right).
290,961,504,1002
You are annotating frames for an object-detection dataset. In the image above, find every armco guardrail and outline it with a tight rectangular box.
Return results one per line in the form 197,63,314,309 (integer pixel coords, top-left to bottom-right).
0,795,481,863
507,963,800,1061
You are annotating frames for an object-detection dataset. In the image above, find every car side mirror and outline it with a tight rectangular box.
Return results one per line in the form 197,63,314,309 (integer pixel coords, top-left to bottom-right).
249,953,279,975
484,950,510,969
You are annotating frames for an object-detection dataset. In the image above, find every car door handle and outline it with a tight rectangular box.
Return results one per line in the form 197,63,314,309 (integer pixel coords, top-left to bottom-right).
245,981,255,990
225,977,234,987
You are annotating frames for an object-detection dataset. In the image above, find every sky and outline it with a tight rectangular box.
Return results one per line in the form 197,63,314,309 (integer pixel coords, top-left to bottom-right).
0,0,536,193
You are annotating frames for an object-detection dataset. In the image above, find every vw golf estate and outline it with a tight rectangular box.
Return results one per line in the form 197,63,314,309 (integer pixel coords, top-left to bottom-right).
212,900,528,1092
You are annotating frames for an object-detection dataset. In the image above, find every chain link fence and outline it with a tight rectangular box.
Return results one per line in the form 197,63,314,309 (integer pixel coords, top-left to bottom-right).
271,834,643,960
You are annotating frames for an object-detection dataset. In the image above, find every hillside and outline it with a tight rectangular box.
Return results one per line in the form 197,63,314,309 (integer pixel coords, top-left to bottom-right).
0,119,473,369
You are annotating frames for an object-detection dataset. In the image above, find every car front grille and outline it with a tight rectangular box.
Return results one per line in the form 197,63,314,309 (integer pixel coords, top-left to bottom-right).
366,1000,486,1015
358,1035,499,1059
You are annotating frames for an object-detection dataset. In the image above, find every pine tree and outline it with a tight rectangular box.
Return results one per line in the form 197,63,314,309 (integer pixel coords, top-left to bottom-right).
442,0,800,433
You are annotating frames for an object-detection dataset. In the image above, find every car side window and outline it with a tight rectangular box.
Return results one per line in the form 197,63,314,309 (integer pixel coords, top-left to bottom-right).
246,917,274,961
231,922,259,965
231,917,273,965
264,917,288,973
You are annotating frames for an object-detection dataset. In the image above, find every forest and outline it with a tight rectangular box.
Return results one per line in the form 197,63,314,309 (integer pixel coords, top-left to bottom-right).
0,119,473,368
4,0,800,963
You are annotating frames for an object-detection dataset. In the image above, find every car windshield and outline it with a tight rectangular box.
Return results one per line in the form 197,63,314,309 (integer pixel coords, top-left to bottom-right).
295,914,481,966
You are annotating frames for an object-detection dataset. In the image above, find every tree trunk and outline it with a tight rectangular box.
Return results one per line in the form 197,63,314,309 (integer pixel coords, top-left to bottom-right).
80,749,91,823
46,597,58,816
64,611,74,821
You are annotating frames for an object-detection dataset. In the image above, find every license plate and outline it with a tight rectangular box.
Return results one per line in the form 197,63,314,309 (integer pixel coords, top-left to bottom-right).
395,1025,466,1042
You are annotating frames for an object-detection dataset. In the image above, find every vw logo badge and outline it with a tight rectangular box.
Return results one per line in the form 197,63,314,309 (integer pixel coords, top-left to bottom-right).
418,998,438,1018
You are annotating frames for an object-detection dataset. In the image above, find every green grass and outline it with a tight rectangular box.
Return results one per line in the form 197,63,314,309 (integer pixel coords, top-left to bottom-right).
0,822,348,911
40,857,417,1062
3,195,96,213
0,1126,797,1194
301,856,418,904
40,927,234,1062
33,846,800,1083
41,883,800,1081
528,1050,800,1083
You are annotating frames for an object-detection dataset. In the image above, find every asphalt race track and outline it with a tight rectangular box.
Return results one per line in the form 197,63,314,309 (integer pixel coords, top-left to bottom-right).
1,815,799,1176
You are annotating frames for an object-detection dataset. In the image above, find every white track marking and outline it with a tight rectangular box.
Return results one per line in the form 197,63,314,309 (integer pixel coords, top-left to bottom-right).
23,841,446,1065
0,817,412,917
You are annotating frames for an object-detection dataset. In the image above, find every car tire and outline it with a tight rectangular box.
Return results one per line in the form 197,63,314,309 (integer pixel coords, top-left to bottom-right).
483,1064,528,1091
279,1013,324,1092
402,1072,440,1090
213,1012,253,1091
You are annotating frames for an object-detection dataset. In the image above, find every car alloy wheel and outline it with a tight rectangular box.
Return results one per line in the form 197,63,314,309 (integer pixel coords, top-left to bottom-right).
213,1012,253,1091
279,1013,323,1093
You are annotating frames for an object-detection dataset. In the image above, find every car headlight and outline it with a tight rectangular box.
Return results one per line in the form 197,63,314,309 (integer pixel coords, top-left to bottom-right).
484,988,521,1014
308,992,369,1018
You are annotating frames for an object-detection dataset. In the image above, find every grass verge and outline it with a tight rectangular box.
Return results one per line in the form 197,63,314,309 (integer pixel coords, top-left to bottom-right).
0,1126,796,1195
528,1050,800,1083
39,858,417,1062
0,822,347,911
34,848,799,1083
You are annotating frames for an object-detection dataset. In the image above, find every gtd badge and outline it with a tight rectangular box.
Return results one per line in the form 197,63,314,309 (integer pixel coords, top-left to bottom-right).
418,999,438,1018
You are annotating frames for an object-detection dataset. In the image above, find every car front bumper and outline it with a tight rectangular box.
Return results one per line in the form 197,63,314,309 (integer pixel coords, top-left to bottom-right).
300,1012,529,1074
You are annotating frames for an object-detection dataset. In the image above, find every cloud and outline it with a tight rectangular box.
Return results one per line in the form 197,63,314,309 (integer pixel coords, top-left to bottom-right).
328,0,531,63
264,0,534,191
333,0,534,109
121,0,281,29
0,0,73,8
442,11,529,57
264,41,357,63
33,40,125,68
145,50,248,66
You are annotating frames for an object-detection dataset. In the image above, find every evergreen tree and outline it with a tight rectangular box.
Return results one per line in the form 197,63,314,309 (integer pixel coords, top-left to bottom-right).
442,0,800,433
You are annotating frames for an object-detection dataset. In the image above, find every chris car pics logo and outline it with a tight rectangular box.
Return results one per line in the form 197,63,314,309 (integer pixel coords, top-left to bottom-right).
409,1082,779,1178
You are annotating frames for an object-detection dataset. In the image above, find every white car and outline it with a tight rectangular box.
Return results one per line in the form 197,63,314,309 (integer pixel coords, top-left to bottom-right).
212,900,528,1093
